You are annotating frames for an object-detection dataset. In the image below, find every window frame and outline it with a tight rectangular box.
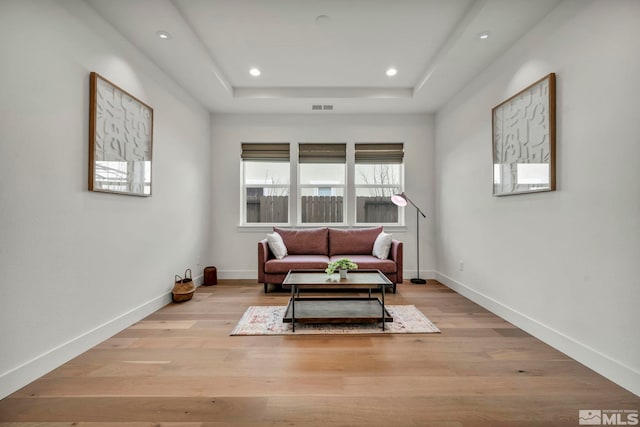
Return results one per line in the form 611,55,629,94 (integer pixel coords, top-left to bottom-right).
240,143,291,226
353,163,404,226
297,143,347,226
353,143,405,226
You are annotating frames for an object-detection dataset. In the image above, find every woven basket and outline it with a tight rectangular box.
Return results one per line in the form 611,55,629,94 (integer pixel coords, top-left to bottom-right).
172,268,195,302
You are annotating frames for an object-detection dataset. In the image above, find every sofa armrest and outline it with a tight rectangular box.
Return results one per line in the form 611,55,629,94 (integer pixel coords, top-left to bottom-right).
390,239,403,283
258,239,272,283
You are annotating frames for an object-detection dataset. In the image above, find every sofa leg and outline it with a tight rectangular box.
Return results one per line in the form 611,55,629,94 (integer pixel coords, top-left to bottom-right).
393,284,397,294
264,283,268,293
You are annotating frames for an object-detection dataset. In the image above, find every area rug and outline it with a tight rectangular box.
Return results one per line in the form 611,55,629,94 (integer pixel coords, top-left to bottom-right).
230,305,440,336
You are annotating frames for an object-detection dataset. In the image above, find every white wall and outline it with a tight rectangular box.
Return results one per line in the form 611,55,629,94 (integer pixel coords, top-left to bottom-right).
210,114,435,279
0,0,211,398
435,0,640,395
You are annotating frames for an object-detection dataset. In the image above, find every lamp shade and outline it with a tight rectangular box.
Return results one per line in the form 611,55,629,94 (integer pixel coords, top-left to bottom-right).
391,193,407,207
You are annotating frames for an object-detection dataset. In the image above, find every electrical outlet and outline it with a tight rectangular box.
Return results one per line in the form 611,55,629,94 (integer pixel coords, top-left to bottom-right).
458,260,464,271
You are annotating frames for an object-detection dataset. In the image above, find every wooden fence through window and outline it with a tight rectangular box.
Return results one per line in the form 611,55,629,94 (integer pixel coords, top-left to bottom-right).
301,196,343,223
356,196,398,223
246,196,288,223
246,196,397,223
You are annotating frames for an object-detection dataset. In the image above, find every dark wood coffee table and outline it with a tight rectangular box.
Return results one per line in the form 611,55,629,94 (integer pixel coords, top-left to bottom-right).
281,269,394,332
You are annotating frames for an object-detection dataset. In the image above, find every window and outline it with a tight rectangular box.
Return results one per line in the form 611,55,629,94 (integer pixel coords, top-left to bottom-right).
239,142,405,226
298,143,346,224
354,143,404,224
241,143,290,224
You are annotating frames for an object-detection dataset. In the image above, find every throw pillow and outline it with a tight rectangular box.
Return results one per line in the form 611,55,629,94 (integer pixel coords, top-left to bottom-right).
266,232,288,259
372,231,393,259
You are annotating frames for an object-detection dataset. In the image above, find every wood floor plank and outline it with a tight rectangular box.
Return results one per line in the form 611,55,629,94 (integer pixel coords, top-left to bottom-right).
1,280,637,426
0,397,268,423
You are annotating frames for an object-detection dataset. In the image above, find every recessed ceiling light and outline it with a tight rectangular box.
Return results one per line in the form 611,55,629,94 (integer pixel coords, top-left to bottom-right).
478,31,490,40
386,68,397,77
156,30,171,40
249,67,261,77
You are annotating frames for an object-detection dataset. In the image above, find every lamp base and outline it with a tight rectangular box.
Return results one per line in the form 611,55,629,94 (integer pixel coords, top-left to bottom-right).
410,278,427,284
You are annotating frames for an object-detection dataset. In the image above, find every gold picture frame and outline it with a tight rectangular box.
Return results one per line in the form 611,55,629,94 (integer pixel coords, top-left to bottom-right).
89,72,153,196
492,73,556,196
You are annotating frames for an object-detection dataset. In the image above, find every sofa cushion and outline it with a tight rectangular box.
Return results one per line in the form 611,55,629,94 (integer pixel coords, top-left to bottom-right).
265,255,330,273
328,227,383,256
274,227,329,255
329,254,397,274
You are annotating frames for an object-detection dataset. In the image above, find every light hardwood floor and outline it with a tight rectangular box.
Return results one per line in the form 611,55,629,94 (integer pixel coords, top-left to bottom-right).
1,280,638,426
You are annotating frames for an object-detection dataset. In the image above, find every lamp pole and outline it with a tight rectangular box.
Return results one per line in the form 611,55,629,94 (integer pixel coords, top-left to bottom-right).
391,192,427,284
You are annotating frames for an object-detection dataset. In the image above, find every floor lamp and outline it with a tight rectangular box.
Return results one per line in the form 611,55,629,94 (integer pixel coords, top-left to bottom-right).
391,192,427,284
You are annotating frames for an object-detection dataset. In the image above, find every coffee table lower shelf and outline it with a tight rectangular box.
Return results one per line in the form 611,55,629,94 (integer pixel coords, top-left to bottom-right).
283,297,393,324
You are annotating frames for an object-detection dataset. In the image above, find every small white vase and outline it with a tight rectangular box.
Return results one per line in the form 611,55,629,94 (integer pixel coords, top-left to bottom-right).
339,269,348,279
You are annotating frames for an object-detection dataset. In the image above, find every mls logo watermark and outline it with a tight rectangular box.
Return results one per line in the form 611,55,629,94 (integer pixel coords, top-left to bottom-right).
579,410,639,425
580,411,602,425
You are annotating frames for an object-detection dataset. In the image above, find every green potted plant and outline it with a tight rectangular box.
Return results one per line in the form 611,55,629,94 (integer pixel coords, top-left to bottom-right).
325,258,358,278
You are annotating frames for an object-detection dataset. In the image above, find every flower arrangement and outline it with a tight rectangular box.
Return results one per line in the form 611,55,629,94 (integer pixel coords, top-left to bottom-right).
325,258,358,274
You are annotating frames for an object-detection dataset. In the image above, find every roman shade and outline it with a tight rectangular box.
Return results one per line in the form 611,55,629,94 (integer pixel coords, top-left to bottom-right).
355,143,404,164
241,143,290,162
298,143,346,164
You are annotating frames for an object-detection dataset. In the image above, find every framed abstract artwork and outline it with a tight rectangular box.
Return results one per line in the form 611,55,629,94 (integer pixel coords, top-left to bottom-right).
89,72,153,196
492,73,556,196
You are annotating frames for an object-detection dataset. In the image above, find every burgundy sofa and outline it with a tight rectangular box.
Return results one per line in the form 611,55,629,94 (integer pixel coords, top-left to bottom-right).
258,226,403,293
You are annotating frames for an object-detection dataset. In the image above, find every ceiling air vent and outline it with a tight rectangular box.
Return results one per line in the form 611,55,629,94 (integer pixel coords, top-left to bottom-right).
311,104,334,111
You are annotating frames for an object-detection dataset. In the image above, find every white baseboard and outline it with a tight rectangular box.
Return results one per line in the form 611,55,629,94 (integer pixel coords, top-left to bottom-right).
0,279,197,400
436,272,640,397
